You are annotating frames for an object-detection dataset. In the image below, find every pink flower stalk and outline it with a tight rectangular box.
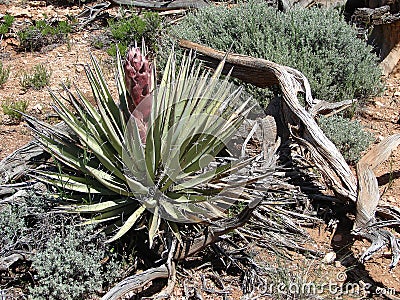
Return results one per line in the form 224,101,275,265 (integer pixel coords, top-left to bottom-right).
124,47,152,143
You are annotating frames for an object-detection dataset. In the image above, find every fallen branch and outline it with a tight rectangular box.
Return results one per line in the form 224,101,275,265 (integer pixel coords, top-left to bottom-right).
0,253,29,271
110,0,209,9
353,134,400,268
179,39,358,202
0,122,73,184
77,2,111,28
101,264,169,300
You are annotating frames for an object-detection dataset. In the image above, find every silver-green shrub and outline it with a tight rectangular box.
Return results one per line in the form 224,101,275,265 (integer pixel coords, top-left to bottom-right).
0,193,122,299
168,2,382,105
0,204,27,256
318,115,374,164
30,225,120,300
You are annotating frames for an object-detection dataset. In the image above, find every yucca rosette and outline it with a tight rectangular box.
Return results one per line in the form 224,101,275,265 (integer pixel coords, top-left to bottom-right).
25,46,273,246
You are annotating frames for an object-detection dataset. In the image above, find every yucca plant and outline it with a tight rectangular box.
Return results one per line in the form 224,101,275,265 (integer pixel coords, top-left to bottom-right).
26,46,264,246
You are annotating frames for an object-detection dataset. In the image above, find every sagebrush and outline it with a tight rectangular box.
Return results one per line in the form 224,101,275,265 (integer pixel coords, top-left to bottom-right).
30,225,121,300
0,203,27,256
0,193,122,299
318,115,374,164
167,3,382,105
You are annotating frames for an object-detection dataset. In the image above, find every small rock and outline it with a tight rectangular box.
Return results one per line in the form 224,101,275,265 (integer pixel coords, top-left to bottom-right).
377,135,385,142
32,103,43,114
75,65,84,73
322,252,336,264
394,91,400,97
334,260,342,268
375,101,384,107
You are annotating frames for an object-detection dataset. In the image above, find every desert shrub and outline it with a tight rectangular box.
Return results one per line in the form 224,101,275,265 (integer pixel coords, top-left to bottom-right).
168,3,382,106
0,14,14,35
2,99,28,122
0,61,10,86
318,115,374,164
91,12,162,56
0,204,28,256
18,19,72,51
0,193,54,257
30,225,121,300
20,63,51,90
0,192,122,299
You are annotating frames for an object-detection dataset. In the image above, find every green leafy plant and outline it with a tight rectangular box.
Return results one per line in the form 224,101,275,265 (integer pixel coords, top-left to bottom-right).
18,19,72,51
20,63,51,90
318,115,374,164
2,99,28,122
26,46,262,247
0,61,10,87
0,14,14,35
167,3,382,106
106,43,129,58
104,12,161,56
30,225,121,300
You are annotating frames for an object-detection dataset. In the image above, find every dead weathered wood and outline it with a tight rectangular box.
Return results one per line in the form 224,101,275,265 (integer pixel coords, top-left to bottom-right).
0,142,50,184
0,253,28,271
346,0,400,74
352,134,400,268
0,122,72,184
179,39,358,202
174,198,262,260
381,40,400,76
110,0,209,9
77,2,111,28
101,264,169,300
354,134,400,230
